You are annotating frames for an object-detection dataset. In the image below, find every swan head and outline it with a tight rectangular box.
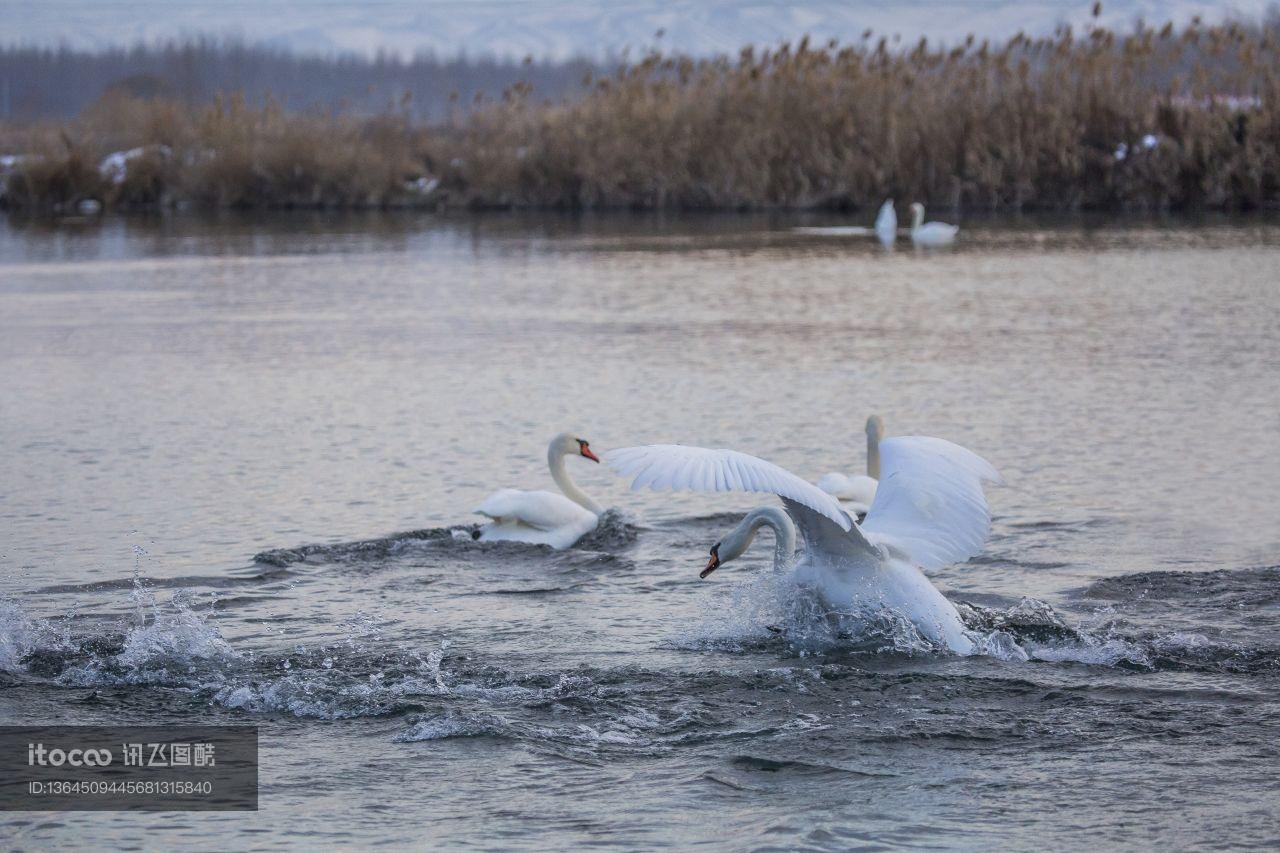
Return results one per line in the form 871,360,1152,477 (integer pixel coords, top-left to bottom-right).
550,431,600,463
700,523,754,579
865,414,885,440
909,202,924,216
699,507,795,579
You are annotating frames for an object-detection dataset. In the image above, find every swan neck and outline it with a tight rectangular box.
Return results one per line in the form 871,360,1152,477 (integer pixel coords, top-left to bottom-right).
911,206,924,230
867,430,881,480
744,507,797,572
549,444,602,515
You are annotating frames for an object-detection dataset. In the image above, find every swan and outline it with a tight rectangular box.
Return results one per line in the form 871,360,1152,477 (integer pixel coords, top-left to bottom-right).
874,199,897,246
815,414,884,516
607,436,1001,653
474,432,603,549
909,203,959,246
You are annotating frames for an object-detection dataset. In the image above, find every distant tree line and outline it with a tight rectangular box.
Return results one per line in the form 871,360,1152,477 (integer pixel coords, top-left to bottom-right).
0,38,599,121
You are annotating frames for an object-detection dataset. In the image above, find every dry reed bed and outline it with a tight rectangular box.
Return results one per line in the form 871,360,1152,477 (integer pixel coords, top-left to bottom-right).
2,17,1277,213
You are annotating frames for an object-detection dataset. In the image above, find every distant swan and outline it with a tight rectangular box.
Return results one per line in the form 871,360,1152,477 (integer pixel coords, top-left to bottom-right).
874,199,897,246
475,432,603,549
909,203,959,246
815,414,884,516
608,437,1001,653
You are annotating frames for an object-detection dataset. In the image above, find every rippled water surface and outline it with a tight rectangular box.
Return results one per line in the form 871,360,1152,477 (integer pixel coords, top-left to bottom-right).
2,213,1279,849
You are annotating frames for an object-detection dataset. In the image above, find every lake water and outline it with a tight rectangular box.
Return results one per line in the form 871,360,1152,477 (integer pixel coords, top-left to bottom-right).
1,212,1278,849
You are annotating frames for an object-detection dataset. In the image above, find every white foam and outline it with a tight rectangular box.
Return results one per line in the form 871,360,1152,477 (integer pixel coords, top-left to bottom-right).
0,596,37,671
394,712,507,742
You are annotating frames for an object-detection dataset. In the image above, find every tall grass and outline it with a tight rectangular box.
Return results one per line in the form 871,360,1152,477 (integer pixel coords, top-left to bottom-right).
3,14,1277,213
1,93,434,210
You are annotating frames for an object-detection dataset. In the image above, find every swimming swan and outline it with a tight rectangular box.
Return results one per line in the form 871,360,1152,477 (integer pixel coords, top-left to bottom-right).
475,432,603,549
607,436,1000,653
815,414,884,516
909,203,959,246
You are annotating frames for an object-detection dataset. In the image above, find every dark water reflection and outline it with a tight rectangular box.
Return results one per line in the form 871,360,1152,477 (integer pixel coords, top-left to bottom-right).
4,207,1279,261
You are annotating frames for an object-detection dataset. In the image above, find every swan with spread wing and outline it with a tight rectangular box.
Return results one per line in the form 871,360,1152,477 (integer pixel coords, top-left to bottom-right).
606,436,1000,653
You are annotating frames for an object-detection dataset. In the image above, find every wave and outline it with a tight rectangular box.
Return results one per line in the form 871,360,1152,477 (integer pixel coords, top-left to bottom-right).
394,711,512,742
1086,565,1280,608
574,509,641,549
33,571,284,595
670,569,1028,659
1004,517,1113,532
252,509,641,567
668,574,1280,674
253,526,462,567
3,560,1277,757
3,589,1276,768
727,754,893,778
3,587,852,757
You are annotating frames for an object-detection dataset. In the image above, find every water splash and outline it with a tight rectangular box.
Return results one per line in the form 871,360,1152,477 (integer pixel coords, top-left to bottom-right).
115,590,238,671
668,565,796,653
394,711,510,742
0,594,39,671
671,569,948,657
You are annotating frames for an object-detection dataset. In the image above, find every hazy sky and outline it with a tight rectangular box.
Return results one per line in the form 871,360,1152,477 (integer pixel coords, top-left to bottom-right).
1,1,1271,58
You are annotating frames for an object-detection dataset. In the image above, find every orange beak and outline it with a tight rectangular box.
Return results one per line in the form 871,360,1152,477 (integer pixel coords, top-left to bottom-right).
580,445,600,463
700,552,720,579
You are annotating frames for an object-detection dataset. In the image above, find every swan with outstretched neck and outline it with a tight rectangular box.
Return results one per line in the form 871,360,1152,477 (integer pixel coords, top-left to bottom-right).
909,203,959,246
474,432,603,549
815,414,884,516
874,199,897,246
608,436,1001,653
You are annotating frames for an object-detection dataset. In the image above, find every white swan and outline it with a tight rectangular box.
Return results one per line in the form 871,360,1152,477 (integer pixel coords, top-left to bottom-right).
475,432,603,549
607,436,1001,653
874,199,897,246
909,203,959,246
815,414,884,516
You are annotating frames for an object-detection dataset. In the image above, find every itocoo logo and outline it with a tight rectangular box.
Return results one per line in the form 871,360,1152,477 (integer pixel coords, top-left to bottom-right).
28,743,113,767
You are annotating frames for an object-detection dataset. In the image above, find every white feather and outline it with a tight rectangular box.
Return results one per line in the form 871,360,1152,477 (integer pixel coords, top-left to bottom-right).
859,436,1002,570
605,445,852,532
475,489,592,533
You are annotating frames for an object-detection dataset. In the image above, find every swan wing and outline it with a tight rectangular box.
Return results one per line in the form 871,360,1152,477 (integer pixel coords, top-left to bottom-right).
858,436,1001,570
606,444,851,532
780,498,880,563
475,489,594,531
